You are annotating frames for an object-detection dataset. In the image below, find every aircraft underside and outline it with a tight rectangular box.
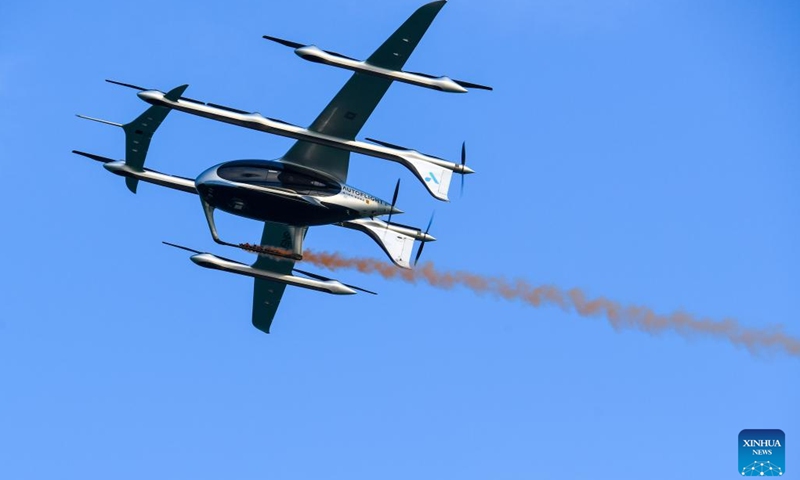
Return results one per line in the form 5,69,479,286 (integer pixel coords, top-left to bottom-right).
197,184,357,226
74,0,488,333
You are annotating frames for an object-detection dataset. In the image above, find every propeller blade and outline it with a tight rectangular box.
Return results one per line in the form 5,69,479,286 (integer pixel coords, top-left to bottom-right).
344,284,377,295
262,35,305,49
460,141,467,197
414,243,426,266
391,178,400,206
452,78,493,91
72,150,117,164
105,79,147,91
163,242,242,265
386,178,400,226
424,212,435,235
414,212,435,266
162,241,203,255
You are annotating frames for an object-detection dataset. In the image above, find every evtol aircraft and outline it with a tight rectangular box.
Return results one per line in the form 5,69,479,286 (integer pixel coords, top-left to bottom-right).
74,0,490,333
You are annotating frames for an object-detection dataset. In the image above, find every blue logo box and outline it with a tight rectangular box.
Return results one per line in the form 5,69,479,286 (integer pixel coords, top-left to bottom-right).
739,429,785,476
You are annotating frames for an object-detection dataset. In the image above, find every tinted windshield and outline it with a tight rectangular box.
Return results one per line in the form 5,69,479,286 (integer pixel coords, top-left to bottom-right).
218,164,340,196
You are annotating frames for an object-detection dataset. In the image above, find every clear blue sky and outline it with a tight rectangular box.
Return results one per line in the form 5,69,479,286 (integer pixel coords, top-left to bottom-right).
1,0,798,478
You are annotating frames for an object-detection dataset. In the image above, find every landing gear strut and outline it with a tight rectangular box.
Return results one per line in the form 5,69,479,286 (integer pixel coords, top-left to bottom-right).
200,199,306,260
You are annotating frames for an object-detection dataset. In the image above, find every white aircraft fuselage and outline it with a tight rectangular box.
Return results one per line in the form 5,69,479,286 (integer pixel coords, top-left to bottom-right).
195,158,399,226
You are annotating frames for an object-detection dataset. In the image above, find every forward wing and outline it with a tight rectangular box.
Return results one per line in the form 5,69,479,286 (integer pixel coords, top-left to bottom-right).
281,0,447,182
250,221,297,333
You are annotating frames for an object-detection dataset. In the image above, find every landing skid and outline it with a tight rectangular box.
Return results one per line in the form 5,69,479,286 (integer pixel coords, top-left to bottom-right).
200,199,306,260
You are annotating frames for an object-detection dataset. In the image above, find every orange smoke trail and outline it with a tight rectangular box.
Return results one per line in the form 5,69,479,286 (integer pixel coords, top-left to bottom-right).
302,249,800,358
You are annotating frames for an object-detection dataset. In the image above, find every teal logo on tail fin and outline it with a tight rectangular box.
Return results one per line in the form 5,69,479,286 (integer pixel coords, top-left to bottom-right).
425,172,439,185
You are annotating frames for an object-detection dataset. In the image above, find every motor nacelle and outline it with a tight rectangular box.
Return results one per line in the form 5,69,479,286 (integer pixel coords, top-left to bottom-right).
264,36,492,94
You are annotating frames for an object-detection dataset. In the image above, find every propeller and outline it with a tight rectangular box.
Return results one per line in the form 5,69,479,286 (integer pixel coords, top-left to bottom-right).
162,241,241,263
386,178,401,226
72,150,116,164
460,141,467,197
262,35,305,49
105,78,205,104
105,79,146,91
413,213,435,266
452,78,494,91
263,35,358,61
162,241,202,254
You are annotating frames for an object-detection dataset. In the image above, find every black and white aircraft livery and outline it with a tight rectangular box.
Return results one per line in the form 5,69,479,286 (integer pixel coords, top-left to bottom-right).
74,0,491,334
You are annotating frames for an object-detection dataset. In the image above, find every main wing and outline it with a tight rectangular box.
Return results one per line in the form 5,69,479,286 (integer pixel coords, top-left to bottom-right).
281,0,447,182
250,221,298,333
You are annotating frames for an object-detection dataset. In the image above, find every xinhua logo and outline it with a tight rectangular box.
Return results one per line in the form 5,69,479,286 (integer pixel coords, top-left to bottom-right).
739,429,785,476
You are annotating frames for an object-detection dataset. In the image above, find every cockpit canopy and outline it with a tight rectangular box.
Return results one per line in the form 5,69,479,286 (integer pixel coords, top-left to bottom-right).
217,160,341,196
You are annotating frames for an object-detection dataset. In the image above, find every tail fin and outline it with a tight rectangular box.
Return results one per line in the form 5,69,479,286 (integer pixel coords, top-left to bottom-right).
77,83,188,193
364,137,456,201
337,218,420,269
